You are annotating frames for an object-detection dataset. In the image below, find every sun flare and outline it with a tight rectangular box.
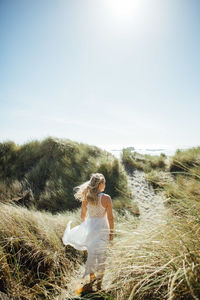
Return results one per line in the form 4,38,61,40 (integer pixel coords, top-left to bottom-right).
107,0,143,22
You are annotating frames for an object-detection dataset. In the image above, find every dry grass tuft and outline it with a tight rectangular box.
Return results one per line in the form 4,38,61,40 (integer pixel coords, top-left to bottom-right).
103,213,200,299
0,202,86,299
100,146,200,299
121,148,167,174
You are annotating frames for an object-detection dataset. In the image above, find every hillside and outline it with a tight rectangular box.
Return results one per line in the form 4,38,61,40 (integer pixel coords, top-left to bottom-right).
0,142,200,299
0,137,136,214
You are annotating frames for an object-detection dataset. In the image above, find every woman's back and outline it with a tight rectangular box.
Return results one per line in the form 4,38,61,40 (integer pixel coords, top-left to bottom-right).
87,192,107,218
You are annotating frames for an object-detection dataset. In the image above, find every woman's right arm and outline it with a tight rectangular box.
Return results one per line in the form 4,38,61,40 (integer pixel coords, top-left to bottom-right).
106,196,114,241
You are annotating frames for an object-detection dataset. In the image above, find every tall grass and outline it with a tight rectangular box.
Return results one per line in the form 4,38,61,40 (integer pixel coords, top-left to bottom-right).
101,146,200,299
0,202,138,300
104,213,200,299
0,137,136,213
121,148,167,173
2,141,199,299
169,146,200,175
145,147,200,219
0,202,86,299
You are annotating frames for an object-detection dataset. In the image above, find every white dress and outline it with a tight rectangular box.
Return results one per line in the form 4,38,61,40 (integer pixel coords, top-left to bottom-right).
62,192,110,279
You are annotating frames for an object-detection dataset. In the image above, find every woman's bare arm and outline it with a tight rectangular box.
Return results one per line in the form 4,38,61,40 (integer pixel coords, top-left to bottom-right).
106,196,114,240
81,200,88,222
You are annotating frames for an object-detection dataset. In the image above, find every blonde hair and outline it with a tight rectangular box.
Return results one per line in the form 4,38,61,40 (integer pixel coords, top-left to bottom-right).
73,173,105,205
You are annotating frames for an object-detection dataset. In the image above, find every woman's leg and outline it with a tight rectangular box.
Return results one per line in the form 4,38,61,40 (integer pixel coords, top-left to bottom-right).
96,245,107,290
83,248,96,279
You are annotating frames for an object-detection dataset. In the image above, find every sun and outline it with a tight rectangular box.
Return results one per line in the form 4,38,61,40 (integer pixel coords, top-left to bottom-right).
107,0,143,23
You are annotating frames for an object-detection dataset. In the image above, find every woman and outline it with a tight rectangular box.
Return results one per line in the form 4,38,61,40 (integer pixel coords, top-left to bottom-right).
62,173,114,291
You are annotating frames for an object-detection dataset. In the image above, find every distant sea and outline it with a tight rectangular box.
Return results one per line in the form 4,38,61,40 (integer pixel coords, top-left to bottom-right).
98,144,196,159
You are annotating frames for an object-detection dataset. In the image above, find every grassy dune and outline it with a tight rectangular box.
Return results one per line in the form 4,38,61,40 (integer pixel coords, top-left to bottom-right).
121,148,167,173
0,201,138,300
104,215,200,299
0,137,138,299
1,142,200,299
0,137,136,214
145,146,200,217
0,202,84,299
103,146,200,299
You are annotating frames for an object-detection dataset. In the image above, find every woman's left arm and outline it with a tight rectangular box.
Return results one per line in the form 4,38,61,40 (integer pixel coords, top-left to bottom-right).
81,200,88,222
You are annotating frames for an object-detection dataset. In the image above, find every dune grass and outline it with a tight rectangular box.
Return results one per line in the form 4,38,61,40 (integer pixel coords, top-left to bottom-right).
144,169,174,192
104,212,200,300
1,195,200,299
0,202,83,299
121,148,167,174
0,137,137,214
145,147,200,218
0,201,139,300
101,146,200,299
169,146,200,175
1,142,200,299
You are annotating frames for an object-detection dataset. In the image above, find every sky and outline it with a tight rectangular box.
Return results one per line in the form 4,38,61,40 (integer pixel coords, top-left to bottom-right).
0,0,200,151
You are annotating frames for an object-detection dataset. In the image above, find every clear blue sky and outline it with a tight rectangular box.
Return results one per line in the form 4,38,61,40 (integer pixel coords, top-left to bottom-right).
0,0,199,150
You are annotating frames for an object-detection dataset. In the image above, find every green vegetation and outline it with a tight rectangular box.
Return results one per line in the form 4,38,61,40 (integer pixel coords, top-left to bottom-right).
0,137,136,214
99,146,200,299
104,212,200,299
121,148,167,173
169,146,200,175
0,202,85,299
1,140,200,299
145,169,174,192
0,201,138,300
145,146,200,217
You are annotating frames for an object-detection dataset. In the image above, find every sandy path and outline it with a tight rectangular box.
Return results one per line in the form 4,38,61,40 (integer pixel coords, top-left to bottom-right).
100,168,170,299
127,169,168,224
